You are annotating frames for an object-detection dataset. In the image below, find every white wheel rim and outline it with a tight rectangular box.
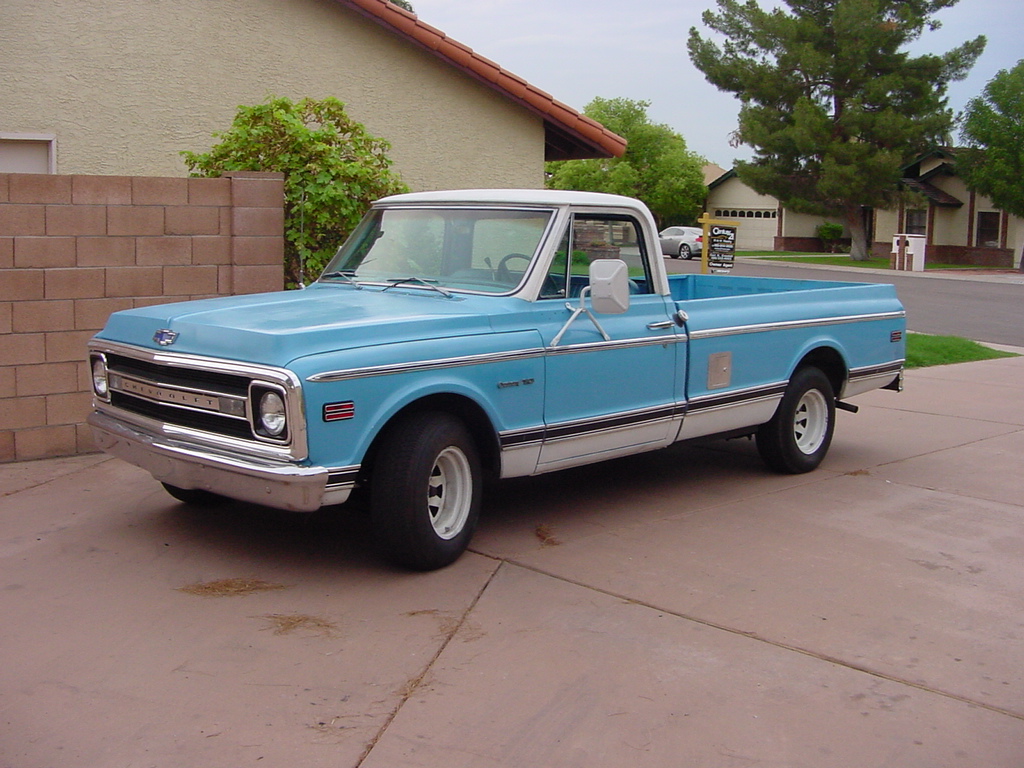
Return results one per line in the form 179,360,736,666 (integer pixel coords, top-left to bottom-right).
427,446,472,540
792,389,829,454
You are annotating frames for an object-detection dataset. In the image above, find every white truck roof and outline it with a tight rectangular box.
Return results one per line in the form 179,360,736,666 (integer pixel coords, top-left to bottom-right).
376,188,653,212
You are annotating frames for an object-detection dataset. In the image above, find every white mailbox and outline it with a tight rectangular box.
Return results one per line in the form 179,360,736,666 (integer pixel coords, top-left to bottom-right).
891,234,926,271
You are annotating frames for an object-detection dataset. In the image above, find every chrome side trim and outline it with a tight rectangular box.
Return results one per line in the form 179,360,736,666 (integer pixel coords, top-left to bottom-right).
308,347,547,383
307,334,685,383
544,334,684,357
688,310,906,340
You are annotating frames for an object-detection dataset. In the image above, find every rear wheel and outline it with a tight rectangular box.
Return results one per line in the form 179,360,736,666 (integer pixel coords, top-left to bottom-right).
679,243,693,260
756,367,835,474
371,412,482,570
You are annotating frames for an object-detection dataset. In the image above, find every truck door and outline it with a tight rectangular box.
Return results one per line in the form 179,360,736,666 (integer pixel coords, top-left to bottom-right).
536,212,681,470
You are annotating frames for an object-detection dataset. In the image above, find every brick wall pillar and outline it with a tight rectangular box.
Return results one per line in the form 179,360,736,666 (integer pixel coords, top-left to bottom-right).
0,171,285,463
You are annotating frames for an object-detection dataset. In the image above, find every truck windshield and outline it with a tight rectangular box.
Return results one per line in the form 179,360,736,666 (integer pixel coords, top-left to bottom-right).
319,207,554,294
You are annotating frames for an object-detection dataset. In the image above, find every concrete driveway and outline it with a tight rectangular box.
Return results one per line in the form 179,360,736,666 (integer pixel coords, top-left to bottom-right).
2,355,1023,767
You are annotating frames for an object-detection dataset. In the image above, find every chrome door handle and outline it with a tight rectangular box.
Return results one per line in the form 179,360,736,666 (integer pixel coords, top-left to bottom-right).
646,320,674,330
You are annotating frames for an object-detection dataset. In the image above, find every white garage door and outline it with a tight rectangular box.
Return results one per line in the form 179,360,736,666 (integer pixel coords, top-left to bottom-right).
713,209,777,251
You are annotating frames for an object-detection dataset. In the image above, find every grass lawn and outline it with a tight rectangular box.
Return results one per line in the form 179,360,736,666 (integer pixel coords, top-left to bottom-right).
744,253,999,270
905,333,1018,368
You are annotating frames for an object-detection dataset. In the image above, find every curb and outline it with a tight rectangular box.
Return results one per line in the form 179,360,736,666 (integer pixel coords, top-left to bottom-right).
739,257,1024,284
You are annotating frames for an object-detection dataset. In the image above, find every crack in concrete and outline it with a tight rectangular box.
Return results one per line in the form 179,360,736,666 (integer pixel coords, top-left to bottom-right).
354,560,504,766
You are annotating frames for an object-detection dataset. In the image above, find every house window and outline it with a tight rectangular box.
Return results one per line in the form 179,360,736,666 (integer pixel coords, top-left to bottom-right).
976,212,1000,247
905,209,927,236
0,134,56,173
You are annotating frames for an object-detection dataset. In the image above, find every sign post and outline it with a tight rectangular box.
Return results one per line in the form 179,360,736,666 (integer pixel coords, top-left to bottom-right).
697,213,739,274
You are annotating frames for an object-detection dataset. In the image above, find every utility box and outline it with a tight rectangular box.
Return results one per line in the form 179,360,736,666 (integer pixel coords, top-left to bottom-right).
891,234,926,271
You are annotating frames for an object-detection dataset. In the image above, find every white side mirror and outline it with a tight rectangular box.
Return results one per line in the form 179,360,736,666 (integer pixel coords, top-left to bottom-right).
588,259,630,314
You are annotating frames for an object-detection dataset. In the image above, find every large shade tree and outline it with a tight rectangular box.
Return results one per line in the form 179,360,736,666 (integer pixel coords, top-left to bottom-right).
688,0,985,259
958,60,1024,224
546,97,707,227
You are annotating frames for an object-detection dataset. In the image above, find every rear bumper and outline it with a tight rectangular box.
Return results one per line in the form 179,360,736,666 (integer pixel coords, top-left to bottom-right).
88,410,351,511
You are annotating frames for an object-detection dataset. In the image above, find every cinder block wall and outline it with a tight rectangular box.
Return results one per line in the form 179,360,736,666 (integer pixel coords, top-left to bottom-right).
0,171,285,463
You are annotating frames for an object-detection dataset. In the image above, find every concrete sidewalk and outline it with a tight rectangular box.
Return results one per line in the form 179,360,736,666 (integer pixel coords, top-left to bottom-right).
2,356,1023,767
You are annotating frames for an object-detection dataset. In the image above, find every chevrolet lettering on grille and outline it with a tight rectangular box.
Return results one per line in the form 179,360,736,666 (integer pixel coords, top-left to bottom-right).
113,375,225,412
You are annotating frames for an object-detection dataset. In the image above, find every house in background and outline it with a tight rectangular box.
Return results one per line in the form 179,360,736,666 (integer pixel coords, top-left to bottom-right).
705,151,1022,267
877,148,1020,267
1,0,624,188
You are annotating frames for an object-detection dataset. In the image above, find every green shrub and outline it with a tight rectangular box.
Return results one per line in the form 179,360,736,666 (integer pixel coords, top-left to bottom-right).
816,222,845,253
182,97,408,286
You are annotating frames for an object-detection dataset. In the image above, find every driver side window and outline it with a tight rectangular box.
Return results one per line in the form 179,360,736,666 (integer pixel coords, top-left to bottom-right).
541,213,653,300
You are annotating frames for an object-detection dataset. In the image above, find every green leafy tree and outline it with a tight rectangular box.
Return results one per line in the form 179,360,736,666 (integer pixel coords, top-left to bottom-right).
688,0,985,260
546,97,707,227
958,60,1024,222
182,96,408,286
388,0,414,11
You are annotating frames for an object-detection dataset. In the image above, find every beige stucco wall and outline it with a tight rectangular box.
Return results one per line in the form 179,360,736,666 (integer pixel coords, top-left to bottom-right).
928,176,971,246
874,208,900,245
706,176,777,211
2,0,544,190
781,211,833,239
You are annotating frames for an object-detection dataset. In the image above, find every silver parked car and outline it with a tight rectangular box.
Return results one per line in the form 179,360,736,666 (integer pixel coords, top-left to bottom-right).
659,226,703,259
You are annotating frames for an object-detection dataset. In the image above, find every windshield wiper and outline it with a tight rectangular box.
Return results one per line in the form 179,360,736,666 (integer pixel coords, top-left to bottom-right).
382,277,453,298
320,270,362,288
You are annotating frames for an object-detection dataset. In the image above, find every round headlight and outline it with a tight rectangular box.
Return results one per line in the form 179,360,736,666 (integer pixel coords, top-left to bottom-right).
91,358,109,398
258,391,287,437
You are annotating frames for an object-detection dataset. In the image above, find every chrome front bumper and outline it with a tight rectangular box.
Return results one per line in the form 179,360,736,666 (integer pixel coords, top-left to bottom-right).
88,410,350,512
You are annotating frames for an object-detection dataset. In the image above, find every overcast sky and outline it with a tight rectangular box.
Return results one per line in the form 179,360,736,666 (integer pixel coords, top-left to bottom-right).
409,0,1020,169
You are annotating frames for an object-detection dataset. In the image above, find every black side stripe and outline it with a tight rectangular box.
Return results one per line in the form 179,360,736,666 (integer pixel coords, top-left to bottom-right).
848,360,904,380
685,382,788,415
499,404,679,449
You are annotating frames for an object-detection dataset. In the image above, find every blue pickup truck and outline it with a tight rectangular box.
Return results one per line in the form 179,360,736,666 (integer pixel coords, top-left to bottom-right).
88,190,905,569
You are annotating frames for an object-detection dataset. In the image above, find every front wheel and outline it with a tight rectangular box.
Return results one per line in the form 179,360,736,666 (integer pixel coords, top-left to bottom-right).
371,412,482,570
756,367,835,474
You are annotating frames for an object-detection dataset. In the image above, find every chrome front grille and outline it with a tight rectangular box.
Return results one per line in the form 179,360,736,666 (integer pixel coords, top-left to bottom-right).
89,342,307,461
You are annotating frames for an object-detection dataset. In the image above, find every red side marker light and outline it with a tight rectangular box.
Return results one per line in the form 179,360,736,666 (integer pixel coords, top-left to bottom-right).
324,402,355,422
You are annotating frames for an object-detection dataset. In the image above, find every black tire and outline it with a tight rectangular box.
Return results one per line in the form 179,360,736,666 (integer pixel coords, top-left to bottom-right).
370,412,482,570
161,482,223,506
756,367,835,474
679,243,693,260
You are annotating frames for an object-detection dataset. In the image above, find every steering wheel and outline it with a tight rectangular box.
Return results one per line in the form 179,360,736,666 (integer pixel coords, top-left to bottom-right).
495,253,531,284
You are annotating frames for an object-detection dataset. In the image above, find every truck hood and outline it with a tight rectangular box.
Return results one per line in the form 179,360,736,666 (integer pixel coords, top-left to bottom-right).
95,284,502,366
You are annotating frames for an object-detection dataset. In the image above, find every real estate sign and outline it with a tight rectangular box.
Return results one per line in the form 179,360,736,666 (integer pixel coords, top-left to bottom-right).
697,213,738,274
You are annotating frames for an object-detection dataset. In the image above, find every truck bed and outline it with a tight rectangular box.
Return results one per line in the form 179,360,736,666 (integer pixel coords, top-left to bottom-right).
667,273,874,301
